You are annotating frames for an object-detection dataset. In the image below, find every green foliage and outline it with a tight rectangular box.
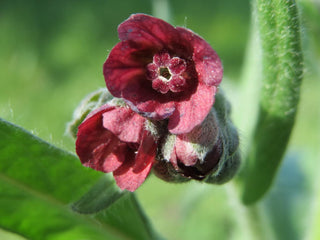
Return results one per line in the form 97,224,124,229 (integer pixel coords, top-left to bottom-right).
0,118,159,240
71,175,125,214
240,0,304,204
0,0,319,239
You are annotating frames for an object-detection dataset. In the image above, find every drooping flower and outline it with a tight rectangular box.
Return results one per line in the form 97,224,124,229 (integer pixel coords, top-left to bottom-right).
103,14,223,134
153,110,221,181
76,103,157,192
153,91,240,184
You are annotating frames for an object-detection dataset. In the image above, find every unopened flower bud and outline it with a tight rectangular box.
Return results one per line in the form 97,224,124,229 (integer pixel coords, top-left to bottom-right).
205,90,240,184
153,91,240,184
66,88,113,138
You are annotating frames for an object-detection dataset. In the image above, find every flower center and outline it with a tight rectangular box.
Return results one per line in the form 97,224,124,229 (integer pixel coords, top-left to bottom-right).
159,67,171,81
146,51,188,94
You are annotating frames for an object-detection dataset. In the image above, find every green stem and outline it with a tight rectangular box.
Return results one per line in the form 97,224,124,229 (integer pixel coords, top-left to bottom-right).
130,194,163,240
227,184,275,240
246,205,275,240
240,0,304,204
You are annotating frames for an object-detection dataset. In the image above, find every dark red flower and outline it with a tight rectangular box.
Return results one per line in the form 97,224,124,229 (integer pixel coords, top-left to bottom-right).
76,104,157,192
153,92,241,184
156,111,222,181
103,14,223,134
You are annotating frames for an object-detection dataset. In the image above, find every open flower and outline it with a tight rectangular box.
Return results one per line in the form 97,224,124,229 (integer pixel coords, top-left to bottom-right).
76,104,157,191
103,14,223,134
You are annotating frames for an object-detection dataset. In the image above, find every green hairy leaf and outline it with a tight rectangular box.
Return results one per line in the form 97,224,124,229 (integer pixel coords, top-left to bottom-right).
0,118,159,240
71,174,125,214
241,0,304,204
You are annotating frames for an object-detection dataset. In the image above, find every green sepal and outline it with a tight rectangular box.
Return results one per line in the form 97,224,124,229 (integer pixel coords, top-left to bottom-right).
205,90,241,184
66,88,113,138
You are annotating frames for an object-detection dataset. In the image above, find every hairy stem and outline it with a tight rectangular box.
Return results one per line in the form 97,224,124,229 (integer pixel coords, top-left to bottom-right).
227,184,275,240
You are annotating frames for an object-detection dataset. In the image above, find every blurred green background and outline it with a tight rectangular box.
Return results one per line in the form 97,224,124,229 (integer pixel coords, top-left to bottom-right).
0,0,319,239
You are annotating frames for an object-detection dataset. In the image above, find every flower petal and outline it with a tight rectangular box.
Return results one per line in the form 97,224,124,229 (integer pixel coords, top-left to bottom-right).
104,41,149,97
152,78,170,94
118,14,179,50
175,136,199,166
126,98,175,120
76,105,118,170
86,138,121,172
104,40,174,112
102,107,145,143
168,84,217,134
154,51,171,66
113,131,157,191
100,143,127,172
169,76,186,92
169,57,187,75
146,63,158,80
105,45,176,120
176,27,223,86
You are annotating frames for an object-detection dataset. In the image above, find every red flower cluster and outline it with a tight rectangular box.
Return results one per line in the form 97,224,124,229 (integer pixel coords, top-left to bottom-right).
76,14,230,192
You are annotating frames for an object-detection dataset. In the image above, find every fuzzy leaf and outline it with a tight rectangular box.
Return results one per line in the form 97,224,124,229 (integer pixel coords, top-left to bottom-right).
0,118,159,240
241,0,304,204
71,174,125,214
